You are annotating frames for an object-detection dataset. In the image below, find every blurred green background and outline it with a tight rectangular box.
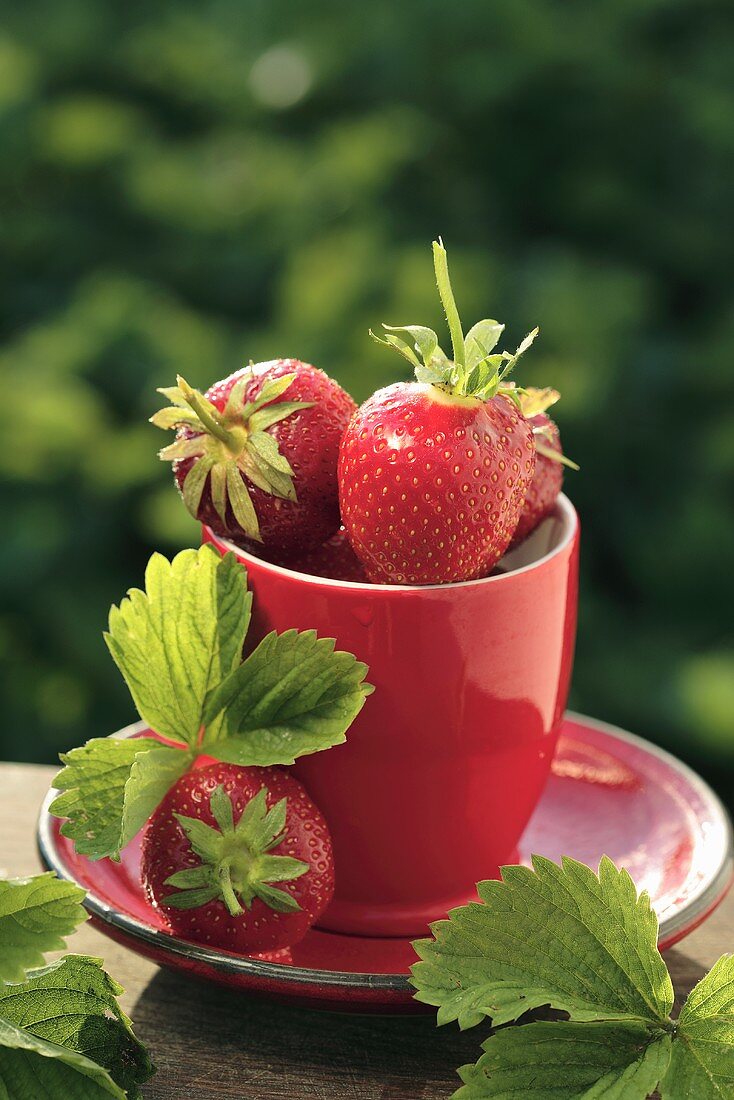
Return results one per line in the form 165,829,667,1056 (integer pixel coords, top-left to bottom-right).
1,1,732,802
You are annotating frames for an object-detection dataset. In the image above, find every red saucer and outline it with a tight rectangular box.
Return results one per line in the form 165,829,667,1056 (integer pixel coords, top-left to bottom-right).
37,714,733,1013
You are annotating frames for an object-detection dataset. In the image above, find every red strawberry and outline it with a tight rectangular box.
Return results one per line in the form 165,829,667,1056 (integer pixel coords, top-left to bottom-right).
141,762,334,954
509,388,577,547
257,527,370,583
152,359,357,556
291,528,370,582
338,241,538,585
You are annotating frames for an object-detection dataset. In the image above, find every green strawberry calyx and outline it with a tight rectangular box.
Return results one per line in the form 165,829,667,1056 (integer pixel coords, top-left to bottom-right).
164,786,309,916
151,369,314,542
519,386,580,470
370,239,539,405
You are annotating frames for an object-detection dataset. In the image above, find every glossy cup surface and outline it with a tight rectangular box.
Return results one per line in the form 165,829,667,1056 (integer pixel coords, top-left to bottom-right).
204,495,579,936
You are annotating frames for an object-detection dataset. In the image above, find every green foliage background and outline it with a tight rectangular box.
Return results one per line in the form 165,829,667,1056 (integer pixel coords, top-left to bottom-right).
1,1,732,801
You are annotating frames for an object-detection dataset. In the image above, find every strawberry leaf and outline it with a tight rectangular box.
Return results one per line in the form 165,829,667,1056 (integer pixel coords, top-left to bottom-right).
369,327,422,368
0,874,87,983
225,460,261,539
248,399,313,433
414,856,734,1098
464,320,505,369
412,856,673,1030
202,628,373,766
51,546,374,861
104,546,252,747
0,955,153,1100
662,954,734,1098
518,386,561,418
239,371,296,415
0,1018,128,1099
181,453,215,518
378,325,455,388
50,738,191,861
383,325,441,366
454,1020,672,1099
245,431,297,499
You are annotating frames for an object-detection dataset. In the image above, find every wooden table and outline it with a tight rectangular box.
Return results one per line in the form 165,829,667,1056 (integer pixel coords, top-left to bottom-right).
1,763,731,1099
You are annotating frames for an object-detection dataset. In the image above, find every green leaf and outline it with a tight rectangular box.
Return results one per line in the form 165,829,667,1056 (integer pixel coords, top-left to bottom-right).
464,320,505,369
181,453,214,517
454,1020,672,1099
411,856,673,1030
383,324,440,365
156,384,189,408
50,738,191,861
222,374,249,418
499,326,539,380
0,1017,128,1099
252,882,302,913
0,955,153,1100
256,855,309,883
234,447,275,495
225,461,261,542
203,628,373,766
210,784,234,832
242,371,296,415
160,885,220,910
210,462,227,522
464,356,504,402
245,431,297,499
247,430,294,476
536,440,581,470
379,325,455,388
163,867,212,889
369,327,422,368
157,434,206,462
518,386,561,418
149,406,200,430
172,814,223,863
233,789,286,851
0,875,87,983
247,400,314,433
662,954,734,1098
120,744,193,846
104,545,252,747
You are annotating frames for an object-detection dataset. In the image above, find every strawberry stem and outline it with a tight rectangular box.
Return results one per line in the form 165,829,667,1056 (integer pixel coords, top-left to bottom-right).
217,859,244,916
433,239,466,374
177,375,240,451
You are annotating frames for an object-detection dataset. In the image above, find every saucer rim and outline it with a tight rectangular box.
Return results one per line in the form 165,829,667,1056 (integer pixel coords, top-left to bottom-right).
36,712,734,994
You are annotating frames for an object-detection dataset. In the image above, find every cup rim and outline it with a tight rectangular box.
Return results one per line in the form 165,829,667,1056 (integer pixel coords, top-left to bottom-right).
205,492,578,593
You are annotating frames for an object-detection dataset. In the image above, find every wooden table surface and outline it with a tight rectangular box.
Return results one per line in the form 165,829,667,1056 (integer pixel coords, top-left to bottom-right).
1,762,732,1099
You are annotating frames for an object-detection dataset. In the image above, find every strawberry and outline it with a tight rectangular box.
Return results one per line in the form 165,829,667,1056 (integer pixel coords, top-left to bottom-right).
152,359,357,556
338,241,539,585
141,761,334,954
509,388,577,547
257,527,370,583
291,528,370,582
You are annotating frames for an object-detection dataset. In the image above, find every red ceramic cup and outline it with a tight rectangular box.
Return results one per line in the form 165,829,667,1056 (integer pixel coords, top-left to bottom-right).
203,494,579,937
